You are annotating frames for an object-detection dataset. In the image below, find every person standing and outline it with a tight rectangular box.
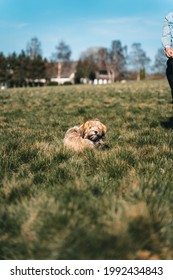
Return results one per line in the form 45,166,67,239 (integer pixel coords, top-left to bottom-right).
162,12,173,103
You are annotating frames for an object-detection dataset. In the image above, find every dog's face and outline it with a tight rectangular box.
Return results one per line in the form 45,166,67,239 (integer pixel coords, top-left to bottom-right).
79,119,107,141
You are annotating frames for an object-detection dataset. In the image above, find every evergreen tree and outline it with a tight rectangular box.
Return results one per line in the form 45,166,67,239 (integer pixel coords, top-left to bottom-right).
6,52,19,86
74,60,85,84
25,38,46,85
18,50,30,86
27,55,46,85
75,56,97,83
0,52,7,83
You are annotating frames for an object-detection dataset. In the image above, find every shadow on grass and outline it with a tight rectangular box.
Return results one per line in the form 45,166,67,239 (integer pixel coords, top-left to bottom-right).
58,217,161,260
160,116,173,129
58,228,132,260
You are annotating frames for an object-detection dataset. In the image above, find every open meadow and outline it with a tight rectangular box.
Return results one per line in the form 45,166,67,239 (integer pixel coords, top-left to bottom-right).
0,80,173,260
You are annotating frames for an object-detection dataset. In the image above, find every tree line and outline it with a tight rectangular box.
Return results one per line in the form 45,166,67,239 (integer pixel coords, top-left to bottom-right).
0,37,167,87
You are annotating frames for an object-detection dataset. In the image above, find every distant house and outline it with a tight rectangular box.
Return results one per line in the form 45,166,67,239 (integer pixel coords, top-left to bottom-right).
94,60,114,85
46,61,77,85
80,60,114,85
46,60,116,85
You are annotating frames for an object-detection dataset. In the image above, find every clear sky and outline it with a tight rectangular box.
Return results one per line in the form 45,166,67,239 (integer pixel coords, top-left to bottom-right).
0,0,172,62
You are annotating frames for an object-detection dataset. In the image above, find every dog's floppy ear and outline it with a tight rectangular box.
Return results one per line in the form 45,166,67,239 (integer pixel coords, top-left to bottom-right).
79,123,85,136
101,124,107,135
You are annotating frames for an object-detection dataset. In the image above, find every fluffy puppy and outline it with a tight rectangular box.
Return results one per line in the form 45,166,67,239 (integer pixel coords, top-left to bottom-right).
63,119,107,151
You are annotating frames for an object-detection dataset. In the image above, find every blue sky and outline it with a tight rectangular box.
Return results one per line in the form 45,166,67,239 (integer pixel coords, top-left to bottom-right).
0,0,172,62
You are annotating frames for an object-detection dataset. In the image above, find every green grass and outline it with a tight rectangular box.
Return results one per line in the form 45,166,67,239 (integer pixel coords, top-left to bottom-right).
0,80,173,260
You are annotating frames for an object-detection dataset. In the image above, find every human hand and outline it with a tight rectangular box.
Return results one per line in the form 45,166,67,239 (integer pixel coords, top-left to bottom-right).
165,47,173,57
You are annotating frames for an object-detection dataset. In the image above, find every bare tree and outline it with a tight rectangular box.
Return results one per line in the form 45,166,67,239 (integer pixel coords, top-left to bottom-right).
109,40,127,80
80,47,99,63
128,43,151,80
153,48,167,75
26,37,42,59
52,40,72,62
51,40,72,79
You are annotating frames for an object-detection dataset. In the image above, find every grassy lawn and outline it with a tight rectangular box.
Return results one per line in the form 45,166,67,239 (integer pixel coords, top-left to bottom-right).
0,79,173,260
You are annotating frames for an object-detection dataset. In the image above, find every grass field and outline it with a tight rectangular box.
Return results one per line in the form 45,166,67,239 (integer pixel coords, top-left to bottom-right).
0,80,173,260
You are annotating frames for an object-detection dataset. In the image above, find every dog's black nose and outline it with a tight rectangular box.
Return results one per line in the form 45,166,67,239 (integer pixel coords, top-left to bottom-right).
95,131,98,134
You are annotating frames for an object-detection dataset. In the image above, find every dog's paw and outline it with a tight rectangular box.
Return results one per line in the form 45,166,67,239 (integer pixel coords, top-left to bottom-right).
94,140,110,149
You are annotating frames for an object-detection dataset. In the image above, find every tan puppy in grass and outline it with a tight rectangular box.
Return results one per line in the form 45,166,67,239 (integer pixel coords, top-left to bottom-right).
63,119,107,151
